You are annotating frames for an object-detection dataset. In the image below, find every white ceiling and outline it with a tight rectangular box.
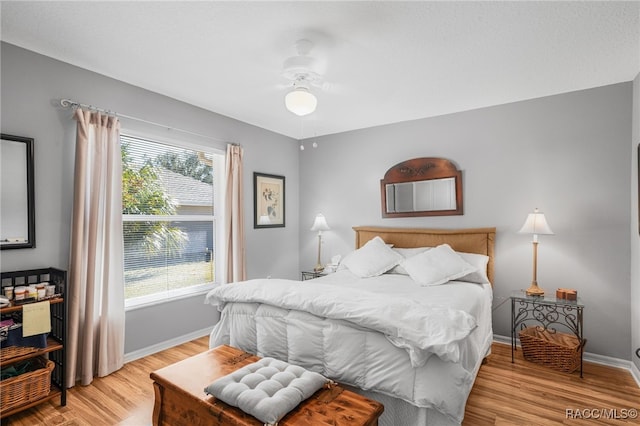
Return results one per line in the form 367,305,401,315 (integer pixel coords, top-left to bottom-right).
1,1,639,139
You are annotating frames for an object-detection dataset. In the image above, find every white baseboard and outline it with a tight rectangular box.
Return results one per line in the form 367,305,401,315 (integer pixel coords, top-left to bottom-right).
492,334,512,347
124,327,211,364
493,334,640,388
631,361,640,387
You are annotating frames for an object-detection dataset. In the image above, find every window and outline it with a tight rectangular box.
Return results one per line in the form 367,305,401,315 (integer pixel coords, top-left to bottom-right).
121,134,223,308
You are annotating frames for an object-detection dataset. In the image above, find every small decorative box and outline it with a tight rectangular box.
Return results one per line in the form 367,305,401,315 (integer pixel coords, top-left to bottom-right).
556,288,577,301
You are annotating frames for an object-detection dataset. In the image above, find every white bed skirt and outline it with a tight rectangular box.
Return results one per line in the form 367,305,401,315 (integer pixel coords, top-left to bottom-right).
344,385,457,426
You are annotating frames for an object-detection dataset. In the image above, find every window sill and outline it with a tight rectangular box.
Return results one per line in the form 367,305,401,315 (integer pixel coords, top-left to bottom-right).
125,283,218,312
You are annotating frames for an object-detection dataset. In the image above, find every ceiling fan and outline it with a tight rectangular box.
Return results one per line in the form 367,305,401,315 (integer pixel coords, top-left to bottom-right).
282,39,324,116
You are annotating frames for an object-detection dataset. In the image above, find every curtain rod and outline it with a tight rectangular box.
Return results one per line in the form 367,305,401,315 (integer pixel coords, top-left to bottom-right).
59,98,231,144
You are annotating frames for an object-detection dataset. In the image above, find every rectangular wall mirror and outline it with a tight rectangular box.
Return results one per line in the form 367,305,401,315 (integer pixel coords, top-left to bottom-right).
385,177,457,213
1,134,35,249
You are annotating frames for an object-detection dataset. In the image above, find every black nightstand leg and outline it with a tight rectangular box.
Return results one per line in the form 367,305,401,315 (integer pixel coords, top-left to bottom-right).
579,307,584,378
511,298,516,363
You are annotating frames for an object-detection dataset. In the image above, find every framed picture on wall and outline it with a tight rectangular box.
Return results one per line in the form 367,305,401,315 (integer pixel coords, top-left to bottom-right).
254,172,285,228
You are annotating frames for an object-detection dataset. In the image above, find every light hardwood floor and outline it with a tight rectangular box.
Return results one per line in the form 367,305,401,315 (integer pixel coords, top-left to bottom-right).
2,338,639,425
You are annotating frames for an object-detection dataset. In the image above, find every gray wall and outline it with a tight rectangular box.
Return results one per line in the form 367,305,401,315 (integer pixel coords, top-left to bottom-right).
2,42,636,362
632,72,640,370
299,83,632,360
0,43,301,354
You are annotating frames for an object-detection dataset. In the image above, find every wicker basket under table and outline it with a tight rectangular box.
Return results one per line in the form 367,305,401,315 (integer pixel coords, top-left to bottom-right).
1,357,55,413
519,327,585,373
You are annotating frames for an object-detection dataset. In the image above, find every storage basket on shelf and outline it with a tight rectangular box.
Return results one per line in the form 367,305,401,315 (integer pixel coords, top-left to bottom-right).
1,322,48,351
1,318,48,363
518,326,585,373
0,357,54,412
0,345,38,363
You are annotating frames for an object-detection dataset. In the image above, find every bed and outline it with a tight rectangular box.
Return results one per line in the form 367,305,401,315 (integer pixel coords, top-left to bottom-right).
205,226,496,425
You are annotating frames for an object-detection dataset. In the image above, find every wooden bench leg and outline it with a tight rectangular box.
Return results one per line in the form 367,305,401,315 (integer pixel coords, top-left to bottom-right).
152,382,163,426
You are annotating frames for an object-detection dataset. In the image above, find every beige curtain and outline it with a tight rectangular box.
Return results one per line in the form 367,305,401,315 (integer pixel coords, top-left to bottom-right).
66,109,125,387
225,144,246,283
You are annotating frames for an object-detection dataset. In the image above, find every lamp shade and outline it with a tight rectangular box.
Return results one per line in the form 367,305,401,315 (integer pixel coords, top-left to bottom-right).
285,87,317,116
310,213,330,232
518,208,554,235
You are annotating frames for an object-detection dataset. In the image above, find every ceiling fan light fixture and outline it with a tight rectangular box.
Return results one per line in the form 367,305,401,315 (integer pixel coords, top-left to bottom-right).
285,86,317,116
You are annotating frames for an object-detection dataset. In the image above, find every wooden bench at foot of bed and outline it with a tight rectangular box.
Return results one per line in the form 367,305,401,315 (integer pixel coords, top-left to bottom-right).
150,344,384,426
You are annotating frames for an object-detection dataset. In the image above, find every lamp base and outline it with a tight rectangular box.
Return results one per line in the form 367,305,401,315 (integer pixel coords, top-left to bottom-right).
313,264,325,273
526,282,545,296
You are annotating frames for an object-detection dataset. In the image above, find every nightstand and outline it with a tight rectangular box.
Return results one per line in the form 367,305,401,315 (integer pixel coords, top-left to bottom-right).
301,271,327,281
511,290,585,377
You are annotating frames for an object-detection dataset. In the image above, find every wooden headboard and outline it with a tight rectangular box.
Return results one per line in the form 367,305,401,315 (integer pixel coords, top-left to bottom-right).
353,226,496,284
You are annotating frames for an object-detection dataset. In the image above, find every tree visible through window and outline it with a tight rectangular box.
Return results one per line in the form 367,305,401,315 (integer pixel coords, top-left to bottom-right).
121,134,220,307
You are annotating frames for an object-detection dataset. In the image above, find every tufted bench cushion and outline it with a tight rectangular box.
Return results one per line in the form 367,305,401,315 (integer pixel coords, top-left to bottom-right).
204,357,329,425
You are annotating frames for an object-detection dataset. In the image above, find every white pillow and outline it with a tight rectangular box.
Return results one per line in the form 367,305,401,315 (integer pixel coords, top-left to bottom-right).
341,236,403,277
388,247,431,274
402,244,477,286
457,252,490,284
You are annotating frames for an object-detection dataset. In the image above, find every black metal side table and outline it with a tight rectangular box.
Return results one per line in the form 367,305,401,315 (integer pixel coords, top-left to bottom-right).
510,290,585,377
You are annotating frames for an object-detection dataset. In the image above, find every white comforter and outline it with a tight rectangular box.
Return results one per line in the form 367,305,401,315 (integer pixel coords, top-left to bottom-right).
205,271,492,424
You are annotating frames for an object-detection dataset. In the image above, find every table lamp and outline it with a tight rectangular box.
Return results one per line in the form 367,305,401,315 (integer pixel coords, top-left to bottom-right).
310,214,330,272
518,208,554,296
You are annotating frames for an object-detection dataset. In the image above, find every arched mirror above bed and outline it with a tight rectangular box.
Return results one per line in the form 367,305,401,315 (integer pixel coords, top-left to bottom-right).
380,157,463,218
